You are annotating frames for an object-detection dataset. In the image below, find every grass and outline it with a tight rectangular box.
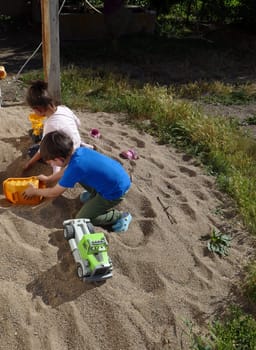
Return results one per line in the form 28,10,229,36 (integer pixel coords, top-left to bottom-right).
21,33,256,348
172,81,256,105
188,306,256,349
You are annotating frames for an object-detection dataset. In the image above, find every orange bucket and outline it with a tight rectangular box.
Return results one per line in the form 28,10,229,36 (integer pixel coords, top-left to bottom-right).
3,177,45,205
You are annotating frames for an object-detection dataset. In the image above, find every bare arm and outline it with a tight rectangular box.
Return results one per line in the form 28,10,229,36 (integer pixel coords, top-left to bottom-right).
24,151,41,170
23,183,66,199
37,167,66,184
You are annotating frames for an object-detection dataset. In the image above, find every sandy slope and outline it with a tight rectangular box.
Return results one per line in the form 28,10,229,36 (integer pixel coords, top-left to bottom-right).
0,105,254,350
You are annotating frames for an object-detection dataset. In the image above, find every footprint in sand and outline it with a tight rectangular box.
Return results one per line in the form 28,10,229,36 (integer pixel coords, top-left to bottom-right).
149,157,165,169
130,136,146,148
163,181,182,196
103,120,114,126
139,196,157,218
120,131,128,137
115,189,158,248
102,144,113,152
179,166,197,177
138,218,155,240
137,262,166,294
157,186,171,199
193,190,209,201
212,190,225,201
161,170,177,179
104,139,119,149
191,251,215,281
158,180,189,204
113,250,166,293
92,139,117,154
125,219,161,247
117,195,157,247
202,178,214,189
182,154,193,162
179,203,197,221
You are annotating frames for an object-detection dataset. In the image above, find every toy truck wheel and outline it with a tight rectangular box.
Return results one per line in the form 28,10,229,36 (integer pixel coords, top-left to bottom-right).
87,222,95,233
77,264,84,279
64,224,75,240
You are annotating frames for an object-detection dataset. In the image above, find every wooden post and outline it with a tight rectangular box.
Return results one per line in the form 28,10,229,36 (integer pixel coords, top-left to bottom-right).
41,0,61,103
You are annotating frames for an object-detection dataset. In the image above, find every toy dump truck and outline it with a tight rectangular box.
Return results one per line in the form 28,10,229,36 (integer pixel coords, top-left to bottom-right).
28,113,45,143
63,218,113,282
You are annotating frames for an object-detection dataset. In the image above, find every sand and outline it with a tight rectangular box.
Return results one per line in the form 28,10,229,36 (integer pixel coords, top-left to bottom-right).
0,105,254,350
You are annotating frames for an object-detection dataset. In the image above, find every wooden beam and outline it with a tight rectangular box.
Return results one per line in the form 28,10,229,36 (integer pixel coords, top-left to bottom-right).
41,0,61,103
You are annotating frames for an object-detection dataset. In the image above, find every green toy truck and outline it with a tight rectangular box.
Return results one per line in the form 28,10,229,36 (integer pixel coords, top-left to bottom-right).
63,218,113,282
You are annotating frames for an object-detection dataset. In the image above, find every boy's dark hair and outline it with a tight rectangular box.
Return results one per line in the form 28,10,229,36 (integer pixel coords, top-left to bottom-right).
26,80,55,108
40,131,74,161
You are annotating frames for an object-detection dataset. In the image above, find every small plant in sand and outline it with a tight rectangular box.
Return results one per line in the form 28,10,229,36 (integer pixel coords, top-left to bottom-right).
207,228,232,256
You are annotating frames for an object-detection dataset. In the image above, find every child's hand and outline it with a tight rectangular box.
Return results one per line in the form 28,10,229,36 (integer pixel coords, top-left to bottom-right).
23,183,37,199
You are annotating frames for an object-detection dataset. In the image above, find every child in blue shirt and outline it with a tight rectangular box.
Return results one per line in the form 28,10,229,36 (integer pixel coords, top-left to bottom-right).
23,131,132,232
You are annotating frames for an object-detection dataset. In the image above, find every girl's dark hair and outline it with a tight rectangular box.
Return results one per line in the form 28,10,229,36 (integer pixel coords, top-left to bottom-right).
40,131,74,161
26,80,55,108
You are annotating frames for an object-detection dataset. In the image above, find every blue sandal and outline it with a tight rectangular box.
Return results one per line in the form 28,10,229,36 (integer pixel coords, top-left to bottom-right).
80,191,91,203
112,212,132,233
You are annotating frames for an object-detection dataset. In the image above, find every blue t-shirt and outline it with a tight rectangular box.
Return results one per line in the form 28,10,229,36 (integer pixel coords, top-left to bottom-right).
59,147,131,200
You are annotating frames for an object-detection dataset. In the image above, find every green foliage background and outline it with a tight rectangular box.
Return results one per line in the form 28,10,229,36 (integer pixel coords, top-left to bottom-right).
68,0,256,24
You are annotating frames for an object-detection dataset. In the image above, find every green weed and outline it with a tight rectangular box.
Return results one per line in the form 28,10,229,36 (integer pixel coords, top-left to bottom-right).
207,228,232,256
186,307,256,350
211,306,256,349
